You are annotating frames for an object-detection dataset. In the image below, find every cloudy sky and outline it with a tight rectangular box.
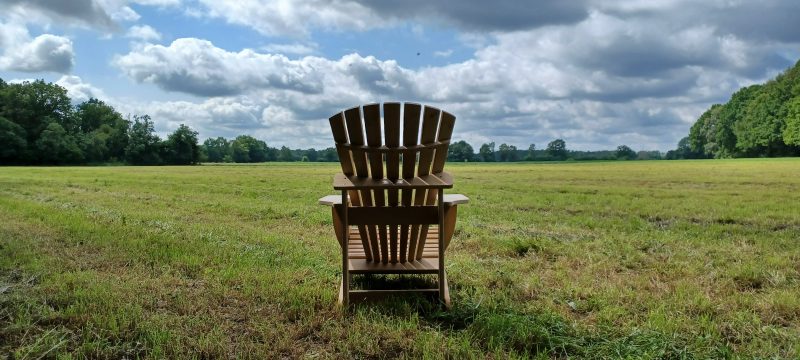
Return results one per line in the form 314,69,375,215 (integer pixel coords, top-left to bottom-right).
1,0,798,151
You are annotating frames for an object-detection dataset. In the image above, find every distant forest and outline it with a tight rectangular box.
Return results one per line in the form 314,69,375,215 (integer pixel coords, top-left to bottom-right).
7,73,795,166
0,77,666,165
674,60,800,158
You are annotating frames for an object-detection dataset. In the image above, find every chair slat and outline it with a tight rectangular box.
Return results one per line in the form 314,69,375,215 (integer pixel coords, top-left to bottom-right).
344,106,380,262
344,107,369,177
363,103,383,180
329,113,354,176
401,103,421,262
432,111,455,173
362,103,389,263
421,111,456,257
403,103,421,146
382,103,402,262
417,106,440,177
384,102,401,182
413,106,441,259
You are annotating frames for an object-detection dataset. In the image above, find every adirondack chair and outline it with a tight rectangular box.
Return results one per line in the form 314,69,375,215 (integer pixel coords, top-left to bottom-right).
318,102,468,308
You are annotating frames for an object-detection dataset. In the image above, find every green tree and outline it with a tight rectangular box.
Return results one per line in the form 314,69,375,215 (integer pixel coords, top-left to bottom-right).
498,143,518,161
203,137,231,162
783,96,800,146
164,124,200,165
125,115,163,165
0,116,27,163
478,142,495,162
0,80,73,143
305,148,318,161
669,136,704,159
636,150,662,160
231,139,250,162
615,145,637,160
688,104,722,158
322,147,338,162
278,146,295,161
80,128,111,163
0,79,75,163
525,144,536,161
715,85,763,157
75,98,129,160
734,88,788,156
546,139,567,160
230,135,269,163
447,140,474,162
35,122,83,164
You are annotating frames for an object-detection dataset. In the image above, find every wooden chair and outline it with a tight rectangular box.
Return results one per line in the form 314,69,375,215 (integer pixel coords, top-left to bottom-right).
318,102,469,308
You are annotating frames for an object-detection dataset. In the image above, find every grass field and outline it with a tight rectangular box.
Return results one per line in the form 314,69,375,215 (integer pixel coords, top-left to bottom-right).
1,159,799,358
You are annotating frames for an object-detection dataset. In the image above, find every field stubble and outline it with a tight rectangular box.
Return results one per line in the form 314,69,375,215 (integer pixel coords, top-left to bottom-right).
1,159,799,358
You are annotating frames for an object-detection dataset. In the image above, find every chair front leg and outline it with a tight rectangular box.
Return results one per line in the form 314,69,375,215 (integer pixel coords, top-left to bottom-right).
340,190,349,308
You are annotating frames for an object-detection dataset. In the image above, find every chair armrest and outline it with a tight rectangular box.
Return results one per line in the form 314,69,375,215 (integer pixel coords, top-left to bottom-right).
319,195,343,206
443,194,469,205
319,193,468,206
333,172,453,190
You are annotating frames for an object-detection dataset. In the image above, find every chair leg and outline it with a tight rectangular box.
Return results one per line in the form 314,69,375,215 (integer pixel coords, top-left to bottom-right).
339,274,349,308
440,271,451,309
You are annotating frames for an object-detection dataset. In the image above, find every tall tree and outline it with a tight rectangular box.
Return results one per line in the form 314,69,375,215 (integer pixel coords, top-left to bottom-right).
498,143,518,161
164,124,200,165
75,98,129,160
278,146,295,161
321,147,338,162
230,135,269,163
547,139,567,160
305,148,318,161
784,96,800,146
688,104,722,158
35,122,83,164
715,85,763,157
0,116,27,163
525,144,536,161
478,142,495,162
447,140,474,162
735,88,789,156
125,115,162,165
615,145,637,160
0,80,73,142
203,137,231,162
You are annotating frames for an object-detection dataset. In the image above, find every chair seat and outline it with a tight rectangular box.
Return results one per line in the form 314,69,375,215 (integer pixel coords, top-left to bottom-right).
347,225,442,260
348,258,440,274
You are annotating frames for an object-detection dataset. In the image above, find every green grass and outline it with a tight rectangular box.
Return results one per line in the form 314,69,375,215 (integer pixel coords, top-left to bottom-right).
1,159,799,358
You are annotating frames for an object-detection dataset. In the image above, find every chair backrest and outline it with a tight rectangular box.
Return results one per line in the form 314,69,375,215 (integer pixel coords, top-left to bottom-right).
328,103,456,264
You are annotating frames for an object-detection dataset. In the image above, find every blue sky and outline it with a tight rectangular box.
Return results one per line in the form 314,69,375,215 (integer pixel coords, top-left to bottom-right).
1,0,799,151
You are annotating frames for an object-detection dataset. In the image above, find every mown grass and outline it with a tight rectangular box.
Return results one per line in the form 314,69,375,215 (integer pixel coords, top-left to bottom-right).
1,159,799,358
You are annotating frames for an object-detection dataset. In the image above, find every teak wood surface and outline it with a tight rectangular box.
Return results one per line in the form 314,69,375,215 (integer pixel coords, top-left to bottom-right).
319,102,469,309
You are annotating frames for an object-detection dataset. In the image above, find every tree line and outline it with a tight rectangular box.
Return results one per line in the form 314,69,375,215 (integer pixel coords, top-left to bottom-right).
1,78,201,165
447,139,662,162
2,77,665,165
670,59,800,159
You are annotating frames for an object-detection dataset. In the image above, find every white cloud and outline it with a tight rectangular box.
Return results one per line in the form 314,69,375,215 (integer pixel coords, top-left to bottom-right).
0,0,117,31
55,75,107,102
433,49,453,58
195,0,382,37
130,0,181,6
126,24,162,41
193,0,589,38
110,3,798,152
0,22,74,73
111,6,140,22
113,38,326,96
261,43,317,56
5,0,795,151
